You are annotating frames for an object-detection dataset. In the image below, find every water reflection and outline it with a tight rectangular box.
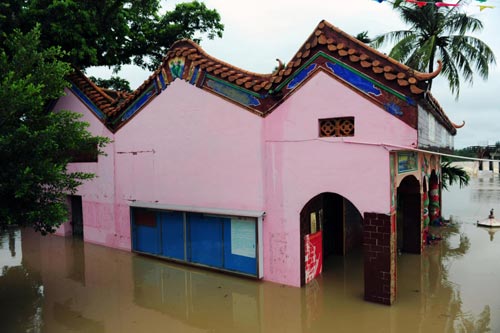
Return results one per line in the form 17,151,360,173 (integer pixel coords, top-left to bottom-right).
132,255,262,332
0,229,44,333
0,174,499,332
0,228,22,270
480,227,500,242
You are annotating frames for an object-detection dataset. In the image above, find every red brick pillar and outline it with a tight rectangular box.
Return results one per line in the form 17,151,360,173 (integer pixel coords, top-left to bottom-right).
363,212,396,305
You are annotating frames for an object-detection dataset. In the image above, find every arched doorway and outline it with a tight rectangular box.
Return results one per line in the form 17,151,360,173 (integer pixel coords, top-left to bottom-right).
300,192,363,285
397,175,421,254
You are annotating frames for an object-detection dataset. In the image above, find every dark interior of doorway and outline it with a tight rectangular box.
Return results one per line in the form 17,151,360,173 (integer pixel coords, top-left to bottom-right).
397,176,421,254
71,195,84,239
300,193,363,285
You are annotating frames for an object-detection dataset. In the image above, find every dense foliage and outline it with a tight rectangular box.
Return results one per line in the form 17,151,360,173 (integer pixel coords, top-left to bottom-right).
0,0,224,71
0,27,109,233
88,76,133,93
372,0,496,98
0,1,224,232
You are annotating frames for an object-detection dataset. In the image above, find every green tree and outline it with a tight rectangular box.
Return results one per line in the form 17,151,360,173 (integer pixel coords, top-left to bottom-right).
88,76,132,93
0,0,224,72
372,0,495,98
0,27,109,234
441,157,470,190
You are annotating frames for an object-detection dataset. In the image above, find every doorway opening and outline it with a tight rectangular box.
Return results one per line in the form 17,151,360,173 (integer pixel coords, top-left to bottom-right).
70,195,84,239
300,192,363,285
397,175,421,254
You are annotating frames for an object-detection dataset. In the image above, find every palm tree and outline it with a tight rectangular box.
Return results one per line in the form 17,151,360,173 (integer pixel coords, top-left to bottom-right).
441,157,470,190
355,31,372,44
371,0,496,98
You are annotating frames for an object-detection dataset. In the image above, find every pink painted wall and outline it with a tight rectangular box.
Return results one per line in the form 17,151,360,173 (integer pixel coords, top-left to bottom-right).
54,70,418,288
52,89,130,250
263,71,417,286
114,80,265,212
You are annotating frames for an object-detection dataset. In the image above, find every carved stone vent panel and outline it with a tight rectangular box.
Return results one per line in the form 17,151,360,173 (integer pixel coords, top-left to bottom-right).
319,117,355,137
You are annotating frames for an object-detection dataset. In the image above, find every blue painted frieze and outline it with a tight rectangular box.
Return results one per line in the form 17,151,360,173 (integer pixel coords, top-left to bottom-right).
70,84,106,120
287,64,317,90
384,101,403,116
120,84,158,121
206,78,261,107
326,62,382,97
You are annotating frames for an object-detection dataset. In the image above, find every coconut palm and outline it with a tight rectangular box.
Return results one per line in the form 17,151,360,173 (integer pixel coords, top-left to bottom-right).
441,157,470,190
355,31,372,44
371,0,496,98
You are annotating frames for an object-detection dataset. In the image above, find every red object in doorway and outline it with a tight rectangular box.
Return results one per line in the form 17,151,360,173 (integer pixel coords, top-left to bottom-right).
305,231,323,284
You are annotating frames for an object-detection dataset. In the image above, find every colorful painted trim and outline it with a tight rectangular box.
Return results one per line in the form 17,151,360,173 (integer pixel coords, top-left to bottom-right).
287,64,317,90
159,70,167,90
169,57,185,80
397,152,418,173
117,83,159,122
390,153,396,214
276,52,413,105
70,84,106,120
189,66,201,86
205,75,262,107
384,101,403,117
326,62,381,96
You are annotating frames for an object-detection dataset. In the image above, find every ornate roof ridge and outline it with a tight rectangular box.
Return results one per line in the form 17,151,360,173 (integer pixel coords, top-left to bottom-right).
68,20,456,134
319,20,442,81
168,39,275,78
104,19,447,118
68,69,125,117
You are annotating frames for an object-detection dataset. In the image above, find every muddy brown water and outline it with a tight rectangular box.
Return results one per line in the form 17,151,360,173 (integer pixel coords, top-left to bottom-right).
1,173,500,332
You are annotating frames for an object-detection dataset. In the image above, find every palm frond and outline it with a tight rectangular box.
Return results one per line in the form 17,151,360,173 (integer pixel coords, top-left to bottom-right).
371,30,413,49
446,12,484,35
371,1,495,100
441,160,470,191
387,34,417,62
453,35,496,78
439,47,461,98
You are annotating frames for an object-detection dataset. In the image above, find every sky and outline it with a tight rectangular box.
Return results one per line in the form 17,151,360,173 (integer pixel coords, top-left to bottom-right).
88,0,500,148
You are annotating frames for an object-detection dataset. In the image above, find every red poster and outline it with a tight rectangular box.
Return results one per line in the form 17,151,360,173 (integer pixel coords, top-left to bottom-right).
305,231,323,284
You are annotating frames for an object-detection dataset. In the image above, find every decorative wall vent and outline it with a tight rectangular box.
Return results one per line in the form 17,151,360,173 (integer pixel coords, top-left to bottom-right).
319,117,355,137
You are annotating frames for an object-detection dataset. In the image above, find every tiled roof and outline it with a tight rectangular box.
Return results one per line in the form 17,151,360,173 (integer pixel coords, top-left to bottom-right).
67,70,128,116
68,20,457,134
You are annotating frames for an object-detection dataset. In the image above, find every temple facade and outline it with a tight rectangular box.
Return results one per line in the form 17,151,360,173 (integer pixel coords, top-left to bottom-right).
54,20,460,304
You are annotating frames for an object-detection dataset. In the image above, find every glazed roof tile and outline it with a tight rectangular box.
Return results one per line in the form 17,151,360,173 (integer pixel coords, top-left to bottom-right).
68,20,457,134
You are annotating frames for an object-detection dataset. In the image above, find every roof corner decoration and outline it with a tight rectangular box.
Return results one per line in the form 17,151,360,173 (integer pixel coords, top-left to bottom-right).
413,60,443,81
66,20,458,135
452,120,465,129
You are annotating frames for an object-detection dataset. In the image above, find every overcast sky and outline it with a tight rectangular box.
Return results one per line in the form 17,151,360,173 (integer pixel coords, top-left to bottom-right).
88,0,499,148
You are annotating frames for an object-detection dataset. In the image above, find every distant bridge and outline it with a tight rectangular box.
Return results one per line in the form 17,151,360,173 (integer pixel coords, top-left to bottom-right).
474,145,500,160
474,145,500,172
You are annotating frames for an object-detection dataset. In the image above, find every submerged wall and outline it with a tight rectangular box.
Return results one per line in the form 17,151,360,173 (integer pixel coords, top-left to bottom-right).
53,89,124,249
55,70,424,293
263,71,417,286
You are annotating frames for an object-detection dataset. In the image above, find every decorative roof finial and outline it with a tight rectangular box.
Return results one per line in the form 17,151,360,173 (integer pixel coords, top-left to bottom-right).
413,60,443,81
276,59,284,72
452,120,465,129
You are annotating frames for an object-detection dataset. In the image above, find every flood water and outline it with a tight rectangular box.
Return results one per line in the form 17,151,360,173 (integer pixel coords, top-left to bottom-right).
1,173,500,332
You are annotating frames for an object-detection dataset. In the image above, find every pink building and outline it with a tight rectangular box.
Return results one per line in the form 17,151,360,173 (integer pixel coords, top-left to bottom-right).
55,20,460,305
